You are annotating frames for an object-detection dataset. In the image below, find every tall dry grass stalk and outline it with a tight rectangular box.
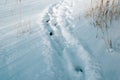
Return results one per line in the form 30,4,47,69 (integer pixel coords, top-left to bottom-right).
87,0,120,50
17,0,23,37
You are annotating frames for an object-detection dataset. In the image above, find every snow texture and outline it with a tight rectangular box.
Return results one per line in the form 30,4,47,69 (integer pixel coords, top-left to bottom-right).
0,0,120,80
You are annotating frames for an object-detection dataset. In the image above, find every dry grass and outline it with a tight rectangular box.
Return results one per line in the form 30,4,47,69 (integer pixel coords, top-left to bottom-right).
5,0,32,36
16,0,32,36
17,0,23,36
87,0,120,50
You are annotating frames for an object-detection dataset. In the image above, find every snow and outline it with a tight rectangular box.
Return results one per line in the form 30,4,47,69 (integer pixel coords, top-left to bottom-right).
0,0,120,80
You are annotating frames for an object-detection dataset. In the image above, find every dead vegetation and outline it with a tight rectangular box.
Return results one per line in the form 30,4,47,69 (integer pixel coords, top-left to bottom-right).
16,0,23,36
15,0,32,36
5,0,32,36
86,0,120,50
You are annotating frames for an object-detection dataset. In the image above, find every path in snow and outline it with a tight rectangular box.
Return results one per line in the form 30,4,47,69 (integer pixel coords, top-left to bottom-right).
39,0,104,80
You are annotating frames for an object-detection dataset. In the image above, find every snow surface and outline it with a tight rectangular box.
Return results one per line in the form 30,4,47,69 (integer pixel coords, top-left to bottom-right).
0,0,120,80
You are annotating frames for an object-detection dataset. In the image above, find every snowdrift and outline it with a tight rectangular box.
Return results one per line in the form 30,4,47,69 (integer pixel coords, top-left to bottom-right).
0,0,120,80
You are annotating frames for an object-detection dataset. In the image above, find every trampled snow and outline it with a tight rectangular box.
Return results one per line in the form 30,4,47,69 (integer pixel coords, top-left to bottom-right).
0,0,120,80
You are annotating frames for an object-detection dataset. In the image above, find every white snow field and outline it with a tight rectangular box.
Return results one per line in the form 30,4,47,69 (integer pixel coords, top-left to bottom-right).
0,0,120,80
